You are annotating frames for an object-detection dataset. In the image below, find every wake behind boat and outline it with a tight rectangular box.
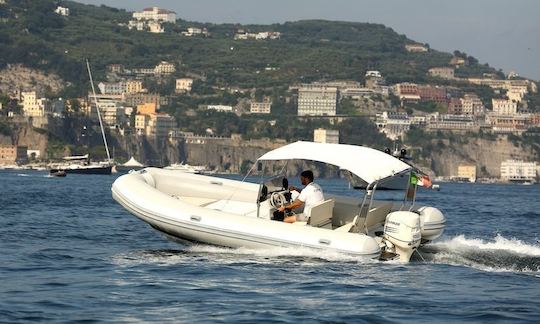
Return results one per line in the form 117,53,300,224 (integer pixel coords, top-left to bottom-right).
112,141,446,262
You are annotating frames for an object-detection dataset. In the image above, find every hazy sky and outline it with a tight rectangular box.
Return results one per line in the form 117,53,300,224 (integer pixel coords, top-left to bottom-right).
75,0,540,80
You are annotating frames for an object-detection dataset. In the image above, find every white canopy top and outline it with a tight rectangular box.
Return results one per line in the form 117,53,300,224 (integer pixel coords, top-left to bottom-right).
257,141,412,184
123,157,144,167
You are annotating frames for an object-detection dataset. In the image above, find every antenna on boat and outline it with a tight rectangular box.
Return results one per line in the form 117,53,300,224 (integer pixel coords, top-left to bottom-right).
86,59,112,164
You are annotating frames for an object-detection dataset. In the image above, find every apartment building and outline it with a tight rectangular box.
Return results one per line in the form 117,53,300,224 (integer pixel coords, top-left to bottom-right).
457,165,477,183
133,7,176,23
297,85,337,116
175,78,194,93
376,111,411,140
250,101,272,114
21,91,51,117
461,94,485,115
154,61,176,74
313,128,339,144
428,67,455,79
0,145,28,165
135,113,176,137
405,43,428,53
492,98,517,115
500,160,537,182
125,80,144,94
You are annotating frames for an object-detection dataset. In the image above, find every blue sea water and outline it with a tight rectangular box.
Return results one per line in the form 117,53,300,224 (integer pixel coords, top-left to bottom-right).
1,170,539,322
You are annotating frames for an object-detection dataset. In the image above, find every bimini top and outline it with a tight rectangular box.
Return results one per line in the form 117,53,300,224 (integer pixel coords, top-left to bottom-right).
257,141,412,184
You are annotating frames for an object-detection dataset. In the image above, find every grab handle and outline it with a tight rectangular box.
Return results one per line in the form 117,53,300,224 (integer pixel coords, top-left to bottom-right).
190,215,201,222
318,238,331,245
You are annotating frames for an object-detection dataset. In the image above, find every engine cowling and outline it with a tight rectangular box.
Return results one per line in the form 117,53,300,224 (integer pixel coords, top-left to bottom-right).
383,211,421,261
416,206,446,242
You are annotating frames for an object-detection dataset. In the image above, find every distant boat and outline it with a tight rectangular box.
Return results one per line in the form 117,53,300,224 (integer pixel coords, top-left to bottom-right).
50,170,67,177
49,60,114,176
49,155,112,175
164,162,211,174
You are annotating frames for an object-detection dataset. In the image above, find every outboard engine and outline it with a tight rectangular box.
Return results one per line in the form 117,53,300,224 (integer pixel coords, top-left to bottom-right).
382,211,421,261
416,206,446,243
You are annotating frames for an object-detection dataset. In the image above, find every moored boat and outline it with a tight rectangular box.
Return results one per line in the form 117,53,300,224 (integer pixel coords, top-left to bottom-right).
50,170,67,177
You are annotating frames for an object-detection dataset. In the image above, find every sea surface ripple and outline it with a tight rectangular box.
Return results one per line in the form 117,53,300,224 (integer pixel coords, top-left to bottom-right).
1,170,539,322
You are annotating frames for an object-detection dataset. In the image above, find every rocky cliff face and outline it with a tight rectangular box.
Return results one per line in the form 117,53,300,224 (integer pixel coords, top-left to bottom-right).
415,137,538,178
0,64,66,95
3,117,538,178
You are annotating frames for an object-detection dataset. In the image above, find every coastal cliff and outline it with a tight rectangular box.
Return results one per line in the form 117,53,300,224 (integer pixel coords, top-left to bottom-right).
2,117,538,177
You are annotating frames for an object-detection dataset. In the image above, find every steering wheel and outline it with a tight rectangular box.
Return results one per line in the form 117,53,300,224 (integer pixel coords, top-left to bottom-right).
270,191,287,209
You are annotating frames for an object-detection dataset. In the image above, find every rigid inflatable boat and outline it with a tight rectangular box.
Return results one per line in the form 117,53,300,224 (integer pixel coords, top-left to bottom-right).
112,141,446,261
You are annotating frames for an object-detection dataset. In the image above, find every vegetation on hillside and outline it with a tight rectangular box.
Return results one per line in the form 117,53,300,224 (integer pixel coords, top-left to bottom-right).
0,0,502,97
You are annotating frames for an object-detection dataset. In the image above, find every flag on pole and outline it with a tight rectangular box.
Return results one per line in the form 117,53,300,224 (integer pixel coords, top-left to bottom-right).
410,172,432,188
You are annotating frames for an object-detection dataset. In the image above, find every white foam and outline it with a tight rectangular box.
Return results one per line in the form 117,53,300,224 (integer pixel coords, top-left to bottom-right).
185,244,377,263
112,245,378,267
432,234,540,257
425,234,540,274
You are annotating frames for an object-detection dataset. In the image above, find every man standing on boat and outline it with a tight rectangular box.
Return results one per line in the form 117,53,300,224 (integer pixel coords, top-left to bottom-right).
277,170,324,223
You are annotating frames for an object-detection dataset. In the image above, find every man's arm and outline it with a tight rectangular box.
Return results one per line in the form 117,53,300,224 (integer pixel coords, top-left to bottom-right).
277,199,304,212
288,185,302,192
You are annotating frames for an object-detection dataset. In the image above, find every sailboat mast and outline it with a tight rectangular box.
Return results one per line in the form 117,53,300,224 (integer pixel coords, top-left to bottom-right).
86,59,112,163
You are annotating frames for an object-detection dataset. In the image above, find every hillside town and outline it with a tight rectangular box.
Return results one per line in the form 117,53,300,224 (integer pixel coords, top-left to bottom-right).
0,5,539,183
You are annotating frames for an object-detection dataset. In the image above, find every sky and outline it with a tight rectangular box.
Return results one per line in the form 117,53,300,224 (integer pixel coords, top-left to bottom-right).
75,0,540,80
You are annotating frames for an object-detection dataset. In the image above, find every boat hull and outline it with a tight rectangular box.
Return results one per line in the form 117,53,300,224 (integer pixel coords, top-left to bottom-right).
50,165,112,175
111,168,382,258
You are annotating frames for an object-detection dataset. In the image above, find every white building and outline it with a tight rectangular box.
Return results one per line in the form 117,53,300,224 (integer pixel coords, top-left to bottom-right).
365,71,382,78
54,6,70,16
428,67,455,79
135,113,176,137
297,85,337,116
175,78,194,92
405,43,428,52
96,101,124,127
492,98,517,115
500,160,537,183
375,112,411,140
207,105,233,112
426,113,479,131
147,21,164,33
313,128,339,144
98,82,126,95
133,7,176,23
125,80,144,94
182,27,209,37
250,101,272,114
154,61,175,74
88,94,125,126
461,94,485,115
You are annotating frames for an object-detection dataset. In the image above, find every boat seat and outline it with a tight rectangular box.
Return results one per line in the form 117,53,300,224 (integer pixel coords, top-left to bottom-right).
334,215,359,232
174,196,218,207
306,199,334,229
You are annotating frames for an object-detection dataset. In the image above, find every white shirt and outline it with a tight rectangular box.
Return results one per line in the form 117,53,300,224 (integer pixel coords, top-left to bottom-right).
297,182,324,217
